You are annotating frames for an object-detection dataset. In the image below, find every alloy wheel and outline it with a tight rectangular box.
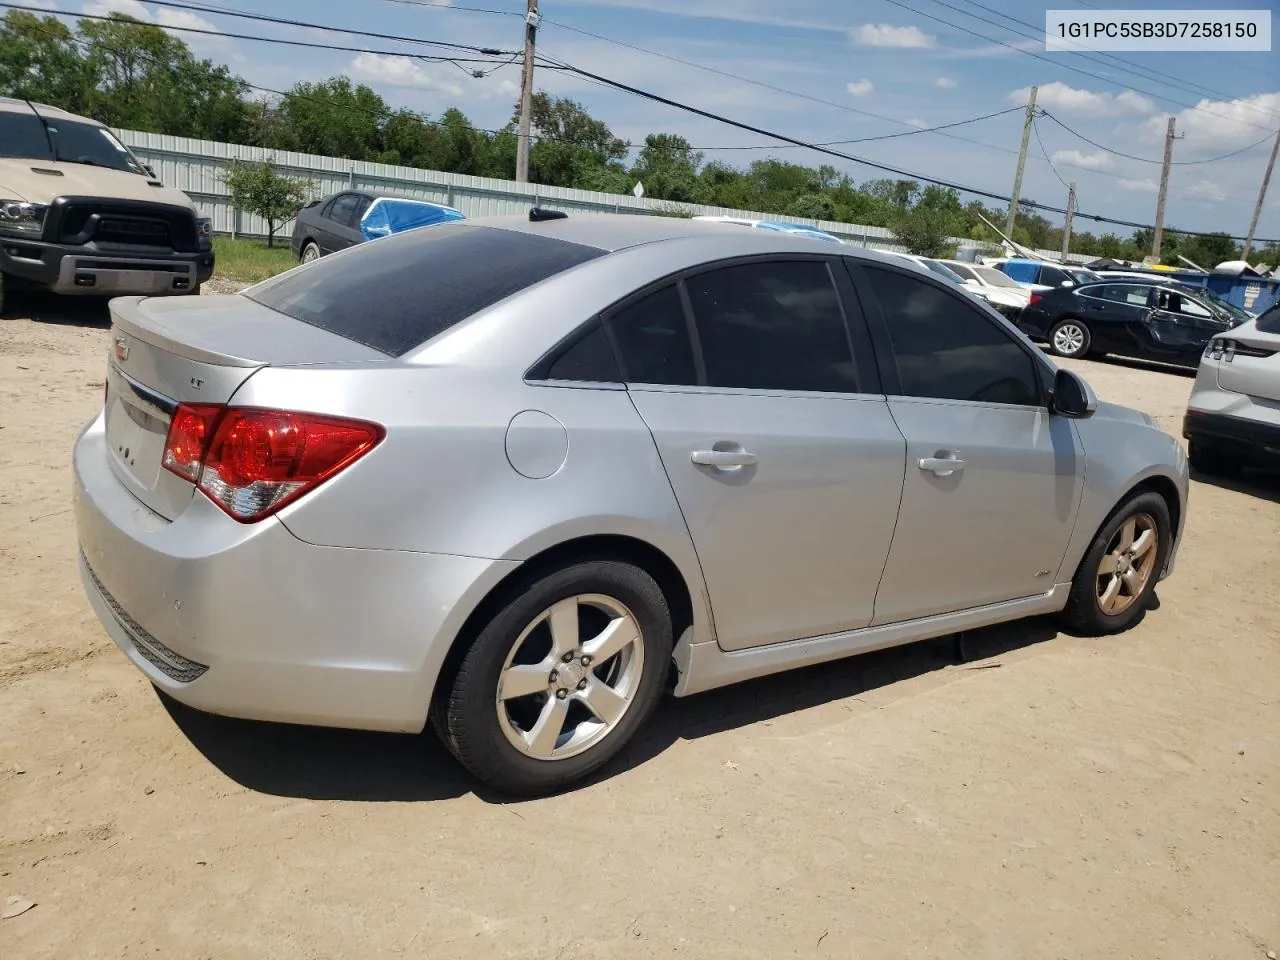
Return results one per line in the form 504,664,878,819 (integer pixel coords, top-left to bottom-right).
1053,322,1086,356
495,594,645,761
1095,513,1159,616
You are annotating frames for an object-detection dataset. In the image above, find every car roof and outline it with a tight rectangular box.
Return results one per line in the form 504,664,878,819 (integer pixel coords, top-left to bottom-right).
469,212,869,256
0,96,102,127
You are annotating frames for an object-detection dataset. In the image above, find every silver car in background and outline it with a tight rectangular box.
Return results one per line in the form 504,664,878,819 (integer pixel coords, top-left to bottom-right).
74,213,1188,796
1184,301,1280,476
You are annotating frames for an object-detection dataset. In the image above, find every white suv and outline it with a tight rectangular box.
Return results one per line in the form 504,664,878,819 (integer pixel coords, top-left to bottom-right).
1184,301,1280,476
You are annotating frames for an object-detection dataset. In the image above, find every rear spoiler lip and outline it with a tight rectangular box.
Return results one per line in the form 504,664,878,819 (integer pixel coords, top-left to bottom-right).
110,296,261,368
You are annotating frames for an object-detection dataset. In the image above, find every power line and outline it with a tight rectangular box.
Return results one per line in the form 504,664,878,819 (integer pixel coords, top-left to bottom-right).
0,2,516,63
1038,111,1279,166
877,0,1280,134
539,53,1278,242
922,0,1280,125
62,0,517,55
1032,117,1069,188
689,106,1025,151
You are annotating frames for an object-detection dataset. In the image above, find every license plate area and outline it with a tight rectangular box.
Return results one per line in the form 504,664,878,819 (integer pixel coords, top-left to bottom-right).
105,363,175,490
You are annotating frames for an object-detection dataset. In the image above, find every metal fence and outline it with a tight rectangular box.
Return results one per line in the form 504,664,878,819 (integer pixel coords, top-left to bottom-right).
115,128,1090,263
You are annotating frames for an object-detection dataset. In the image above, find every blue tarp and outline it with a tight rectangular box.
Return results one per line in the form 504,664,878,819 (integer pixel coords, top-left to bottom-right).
752,221,843,243
359,197,465,241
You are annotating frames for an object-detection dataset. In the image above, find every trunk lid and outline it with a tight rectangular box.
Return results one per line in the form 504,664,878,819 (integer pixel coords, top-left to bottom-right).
1215,321,1280,403
104,294,388,519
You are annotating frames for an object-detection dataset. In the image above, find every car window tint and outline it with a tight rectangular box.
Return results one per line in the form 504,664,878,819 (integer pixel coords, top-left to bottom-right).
327,194,359,225
864,266,1040,406
351,196,373,227
545,322,621,382
0,112,55,159
1257,304,1280,334
1087,284,1147,305
607,284,697,386
245,224,604,357
684,260,858,393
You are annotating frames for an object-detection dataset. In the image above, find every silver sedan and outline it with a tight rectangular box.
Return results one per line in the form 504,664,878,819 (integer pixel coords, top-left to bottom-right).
74,213,1189,795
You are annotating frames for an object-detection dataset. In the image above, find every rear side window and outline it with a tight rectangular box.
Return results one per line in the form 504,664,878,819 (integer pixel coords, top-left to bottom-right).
327,193,360,226
1257,304,1280,334
864,266,1040,406
544,323,620,382
684,260,858,393
246,224,604,356
607,284,698,386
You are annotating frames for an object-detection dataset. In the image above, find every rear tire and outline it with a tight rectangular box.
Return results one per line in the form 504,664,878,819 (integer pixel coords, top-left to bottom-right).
1058,491,1171,636
1188,439,1243,478
435,559,672,796
300,241,321,264
1048,318,1091,359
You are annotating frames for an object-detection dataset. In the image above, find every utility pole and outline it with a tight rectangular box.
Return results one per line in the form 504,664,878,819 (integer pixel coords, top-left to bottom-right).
1152,117,1176,261
1241,127,1280,261
515,0,539,184
1006,85,1037,240
1061,182,1076,260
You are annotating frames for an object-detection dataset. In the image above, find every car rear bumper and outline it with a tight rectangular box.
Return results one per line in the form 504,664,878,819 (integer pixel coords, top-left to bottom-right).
1183,409,1280,463
1,238,214,295
73,411,516,733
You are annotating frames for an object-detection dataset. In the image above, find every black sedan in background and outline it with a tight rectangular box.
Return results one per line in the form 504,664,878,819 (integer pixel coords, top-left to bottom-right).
1017,279,1250,367
291,190,378,263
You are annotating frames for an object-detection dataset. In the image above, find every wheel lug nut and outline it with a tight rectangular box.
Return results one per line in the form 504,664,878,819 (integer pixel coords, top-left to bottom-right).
562,652,574,663
548,670,558,683
580,655,591,666
556,689,568,699
577,679,588,690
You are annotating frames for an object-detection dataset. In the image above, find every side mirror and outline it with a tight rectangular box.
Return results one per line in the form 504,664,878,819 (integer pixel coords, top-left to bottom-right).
1060,280,1074,288
1051,368,1096,419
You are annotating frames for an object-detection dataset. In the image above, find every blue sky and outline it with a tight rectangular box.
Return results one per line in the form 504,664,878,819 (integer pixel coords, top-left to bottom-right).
35,0,1280,238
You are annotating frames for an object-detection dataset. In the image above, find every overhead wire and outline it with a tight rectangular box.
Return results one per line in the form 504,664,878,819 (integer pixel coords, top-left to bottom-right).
1038,110,1279,165
875,0,1280,134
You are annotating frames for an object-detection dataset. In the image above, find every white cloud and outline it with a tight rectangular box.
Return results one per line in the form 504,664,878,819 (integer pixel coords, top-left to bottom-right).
349,53,465,97
1117,178,1159,193
1050,149,1112,170
934,77,957,90
82,1,229,51
1143,92,1280,152
905,117,927,128
846,79,874,97
942,38,1041,59
851,24,935,49
1186,180,1228,202
1008,81,1156,117
20,0,58,8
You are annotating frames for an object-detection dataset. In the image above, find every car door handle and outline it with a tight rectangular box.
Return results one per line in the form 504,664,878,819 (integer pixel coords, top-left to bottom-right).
691,449,758,468
918,454,966,477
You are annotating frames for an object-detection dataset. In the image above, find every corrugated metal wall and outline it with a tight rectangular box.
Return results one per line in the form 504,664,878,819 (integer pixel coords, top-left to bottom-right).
115,128,1090,263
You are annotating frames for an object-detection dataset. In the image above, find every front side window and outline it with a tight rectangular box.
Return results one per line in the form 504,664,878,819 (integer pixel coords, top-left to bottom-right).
863,266,1041,406
327,194,360,226
1086,284,1149,306
684,260,858,393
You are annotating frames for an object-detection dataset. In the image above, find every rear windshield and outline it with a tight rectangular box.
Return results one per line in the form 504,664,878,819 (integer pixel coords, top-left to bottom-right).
245,224,605,356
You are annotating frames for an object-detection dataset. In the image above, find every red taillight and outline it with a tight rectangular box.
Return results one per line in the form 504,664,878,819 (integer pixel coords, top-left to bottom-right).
162,404,221,482
1028,293,1042,306
161,404,383,522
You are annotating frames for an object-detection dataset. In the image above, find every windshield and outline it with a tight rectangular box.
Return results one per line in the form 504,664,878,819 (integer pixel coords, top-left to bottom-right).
973,266,1023,289
921,259,966,284
0,112,146,174
1197,287,1253,323
1069,269,1101,285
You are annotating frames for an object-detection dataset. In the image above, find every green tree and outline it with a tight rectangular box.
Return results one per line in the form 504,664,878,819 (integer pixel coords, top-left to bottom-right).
786,193,837,221
265,76,386,159
220,159,310,247
1179,231,1240,268
0,12,95,115
523,93,628,188
631,133,704,203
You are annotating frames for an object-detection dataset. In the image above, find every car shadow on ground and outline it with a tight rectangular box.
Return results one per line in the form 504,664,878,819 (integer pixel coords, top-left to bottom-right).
160,617,1062,805
3,290,112,327
1191,466,1280,504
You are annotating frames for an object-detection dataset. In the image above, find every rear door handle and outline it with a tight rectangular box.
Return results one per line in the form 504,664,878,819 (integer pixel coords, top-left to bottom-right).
691,449,758,469
918,454,966,477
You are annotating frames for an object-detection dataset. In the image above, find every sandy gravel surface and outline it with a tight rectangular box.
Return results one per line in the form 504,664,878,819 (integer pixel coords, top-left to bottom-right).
1,292,1277,959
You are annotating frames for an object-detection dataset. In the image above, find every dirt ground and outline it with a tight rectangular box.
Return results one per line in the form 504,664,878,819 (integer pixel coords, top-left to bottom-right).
1,290,1277,960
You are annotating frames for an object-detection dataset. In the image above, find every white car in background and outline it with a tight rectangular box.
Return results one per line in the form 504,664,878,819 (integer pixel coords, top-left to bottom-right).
1183,301,1280,476
878,250,994,305
938,260,1031,319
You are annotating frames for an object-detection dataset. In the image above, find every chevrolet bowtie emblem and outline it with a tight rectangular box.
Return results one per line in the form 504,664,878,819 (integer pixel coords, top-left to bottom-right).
113,337,129,362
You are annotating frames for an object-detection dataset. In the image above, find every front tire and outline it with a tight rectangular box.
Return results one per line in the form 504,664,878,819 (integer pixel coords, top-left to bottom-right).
436,560,672,796
1048,318,1091,359
1058,491,1171,635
